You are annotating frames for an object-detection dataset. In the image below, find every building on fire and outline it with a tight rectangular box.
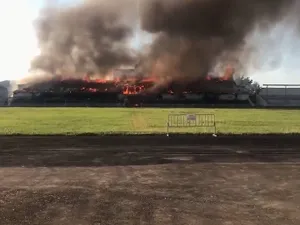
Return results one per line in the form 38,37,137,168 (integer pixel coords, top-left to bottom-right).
9,73,253,107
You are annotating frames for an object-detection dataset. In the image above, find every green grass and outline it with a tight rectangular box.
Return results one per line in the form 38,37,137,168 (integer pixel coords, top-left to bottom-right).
0,108,300,135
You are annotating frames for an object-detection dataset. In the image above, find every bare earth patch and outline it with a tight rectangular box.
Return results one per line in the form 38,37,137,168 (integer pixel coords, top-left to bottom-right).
1,135,300,225
0,163,300,225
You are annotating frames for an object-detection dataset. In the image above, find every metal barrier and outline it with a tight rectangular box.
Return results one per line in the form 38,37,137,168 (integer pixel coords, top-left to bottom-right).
166,113,216,136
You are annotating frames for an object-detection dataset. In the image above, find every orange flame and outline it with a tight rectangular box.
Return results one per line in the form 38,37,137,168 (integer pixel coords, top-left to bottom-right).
221,65,235,81
123,84,146,95
19,67,236,96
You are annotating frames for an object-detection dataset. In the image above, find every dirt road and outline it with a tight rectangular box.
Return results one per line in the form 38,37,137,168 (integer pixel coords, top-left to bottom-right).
0,135,300,225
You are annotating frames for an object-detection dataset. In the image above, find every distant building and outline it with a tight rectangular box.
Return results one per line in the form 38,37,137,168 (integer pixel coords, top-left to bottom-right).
0,85,8,105
0,80,17,98
0,80,10,89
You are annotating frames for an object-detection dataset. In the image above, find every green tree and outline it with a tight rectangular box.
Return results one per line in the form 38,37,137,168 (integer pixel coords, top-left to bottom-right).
235,76,262,94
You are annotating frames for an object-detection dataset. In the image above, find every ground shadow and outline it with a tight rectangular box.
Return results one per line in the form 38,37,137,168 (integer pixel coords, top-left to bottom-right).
0,147,299,167
1,136,300,167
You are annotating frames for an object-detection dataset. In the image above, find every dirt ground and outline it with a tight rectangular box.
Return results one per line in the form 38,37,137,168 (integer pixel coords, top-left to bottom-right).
0,135,300,225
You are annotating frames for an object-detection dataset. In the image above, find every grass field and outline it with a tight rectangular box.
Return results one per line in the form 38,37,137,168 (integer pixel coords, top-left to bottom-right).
0,108,300,135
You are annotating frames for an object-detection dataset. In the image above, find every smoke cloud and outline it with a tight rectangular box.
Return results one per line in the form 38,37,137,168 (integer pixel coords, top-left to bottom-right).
31,0,138,77
30,0,299,84
140,0,297,82
242,1,300,83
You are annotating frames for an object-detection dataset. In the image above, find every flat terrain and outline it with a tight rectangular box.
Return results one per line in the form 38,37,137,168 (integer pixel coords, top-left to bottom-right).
0,135,300,225
1,108,300,134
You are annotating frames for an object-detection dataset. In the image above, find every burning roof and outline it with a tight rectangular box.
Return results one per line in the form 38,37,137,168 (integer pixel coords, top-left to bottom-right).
15,65,237,97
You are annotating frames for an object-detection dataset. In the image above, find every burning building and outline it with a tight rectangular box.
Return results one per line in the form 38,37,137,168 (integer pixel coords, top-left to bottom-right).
12,0,295,107
11,66,251,106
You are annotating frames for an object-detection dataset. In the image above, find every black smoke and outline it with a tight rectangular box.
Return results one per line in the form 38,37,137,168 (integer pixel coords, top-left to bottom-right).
140,0,297,81
30,0,298,82
31,0,138,77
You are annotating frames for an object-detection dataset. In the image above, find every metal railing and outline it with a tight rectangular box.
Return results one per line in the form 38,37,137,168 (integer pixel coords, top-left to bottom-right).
166,113,216,136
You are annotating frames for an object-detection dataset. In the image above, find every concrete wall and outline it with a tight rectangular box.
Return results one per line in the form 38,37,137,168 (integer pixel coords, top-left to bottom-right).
0,86,8,105
256,87,300,107
260,88,300,96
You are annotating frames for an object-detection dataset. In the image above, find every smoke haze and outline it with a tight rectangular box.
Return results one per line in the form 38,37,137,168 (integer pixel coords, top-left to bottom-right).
243,2,300,83
29,0,300,83
31,0,138,77
140,0,297,81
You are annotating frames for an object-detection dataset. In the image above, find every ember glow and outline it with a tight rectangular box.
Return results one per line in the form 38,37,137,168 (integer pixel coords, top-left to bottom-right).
81,73,157,95
16,66,235,98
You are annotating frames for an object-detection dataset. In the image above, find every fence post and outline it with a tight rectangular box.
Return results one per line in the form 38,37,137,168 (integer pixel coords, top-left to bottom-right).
166,121,169,137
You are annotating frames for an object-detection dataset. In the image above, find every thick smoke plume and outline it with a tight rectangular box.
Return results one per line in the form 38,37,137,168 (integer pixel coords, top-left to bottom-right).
140,0,297,82
31,0,138,78
30,0,298,84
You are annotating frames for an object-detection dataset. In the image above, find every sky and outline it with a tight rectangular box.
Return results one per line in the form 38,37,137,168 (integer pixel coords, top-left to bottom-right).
0,0,39,81
0,0,151,82
0,0,299,85
0,0,80,81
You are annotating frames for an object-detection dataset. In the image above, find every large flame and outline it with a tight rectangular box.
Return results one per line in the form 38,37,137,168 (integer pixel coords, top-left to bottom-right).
15,65,235,96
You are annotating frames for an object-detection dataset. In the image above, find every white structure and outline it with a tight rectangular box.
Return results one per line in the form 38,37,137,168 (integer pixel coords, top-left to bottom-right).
258,84,300,107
